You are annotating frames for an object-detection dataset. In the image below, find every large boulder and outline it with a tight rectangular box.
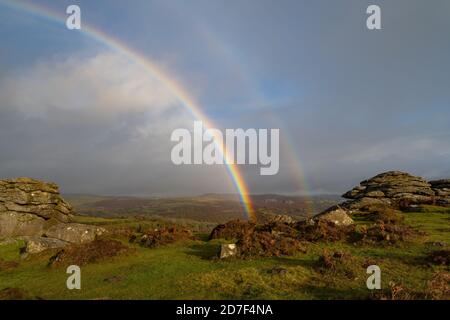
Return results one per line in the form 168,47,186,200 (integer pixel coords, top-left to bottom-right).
44,223,106,244
313,206,354,226
0,212,46,237
22,236,69,255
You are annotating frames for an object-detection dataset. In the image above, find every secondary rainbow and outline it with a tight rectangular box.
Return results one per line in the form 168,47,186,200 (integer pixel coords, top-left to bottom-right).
0,0,256,219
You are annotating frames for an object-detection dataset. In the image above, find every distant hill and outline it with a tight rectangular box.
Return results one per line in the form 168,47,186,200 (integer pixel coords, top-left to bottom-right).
63,193,340,223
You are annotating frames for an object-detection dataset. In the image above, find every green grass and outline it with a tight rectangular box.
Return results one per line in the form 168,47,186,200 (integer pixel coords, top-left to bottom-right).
0,210,448,300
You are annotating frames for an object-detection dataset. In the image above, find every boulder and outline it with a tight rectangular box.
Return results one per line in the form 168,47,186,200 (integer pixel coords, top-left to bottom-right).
219,244,238,259
313,206,354,226
23,236,69,254
0,178,74,239
44,223,106,244
0,212,46,238
257,213,296,224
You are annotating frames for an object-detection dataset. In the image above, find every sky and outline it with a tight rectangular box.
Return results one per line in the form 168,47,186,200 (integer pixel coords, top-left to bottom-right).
0,0,449,197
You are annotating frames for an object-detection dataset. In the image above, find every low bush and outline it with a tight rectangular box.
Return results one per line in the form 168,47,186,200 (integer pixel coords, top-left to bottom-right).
49,239,130,267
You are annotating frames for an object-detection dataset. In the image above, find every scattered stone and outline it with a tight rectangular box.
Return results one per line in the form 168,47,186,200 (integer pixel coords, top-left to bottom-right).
22,236,69,255
313,205,354,226
219,244,237,259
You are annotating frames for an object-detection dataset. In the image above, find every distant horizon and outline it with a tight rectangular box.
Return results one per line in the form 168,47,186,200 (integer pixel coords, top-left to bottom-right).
61,191,344,199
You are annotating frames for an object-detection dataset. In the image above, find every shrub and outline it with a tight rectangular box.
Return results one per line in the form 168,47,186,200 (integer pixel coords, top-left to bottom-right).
0,288,33,300
351,221,422,245
316,250,361,280
209,220,255,240
0,258,19,271
426,249,450,266
49,239,130,267
137,227,196,248
296,220,355,242
426,272,450,300
237,231,306,258
365,206,404,225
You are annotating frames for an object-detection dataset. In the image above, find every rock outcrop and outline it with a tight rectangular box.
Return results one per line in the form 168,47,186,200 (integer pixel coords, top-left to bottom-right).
0,178,105,254
341,171,438,212
430,179,450,207
313,171,450,220
0,178,73,238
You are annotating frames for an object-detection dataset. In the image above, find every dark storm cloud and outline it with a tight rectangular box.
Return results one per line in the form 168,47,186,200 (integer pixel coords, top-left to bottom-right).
0,0,449,195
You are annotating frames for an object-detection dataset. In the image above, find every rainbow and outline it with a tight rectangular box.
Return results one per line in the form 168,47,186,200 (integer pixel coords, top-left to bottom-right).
0,0,256,220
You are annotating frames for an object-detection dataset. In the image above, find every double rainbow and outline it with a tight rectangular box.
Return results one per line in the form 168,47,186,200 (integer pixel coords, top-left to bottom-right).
0,0,256,220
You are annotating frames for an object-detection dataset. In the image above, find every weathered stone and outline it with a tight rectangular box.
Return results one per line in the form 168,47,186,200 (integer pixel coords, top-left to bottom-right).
430,179,450,189
342,197,391,212
256,212,296,225
219,244,237,259
0,178,73,224
313,206,354,226
365,190,385,198
0,212,46,238
1,178,108,253
44,223,106,244
437,198,450,207
341,171,443,211
23,236,69,254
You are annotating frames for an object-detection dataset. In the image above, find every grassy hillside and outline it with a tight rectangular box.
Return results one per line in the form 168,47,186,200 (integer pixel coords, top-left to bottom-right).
0,208,449,300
